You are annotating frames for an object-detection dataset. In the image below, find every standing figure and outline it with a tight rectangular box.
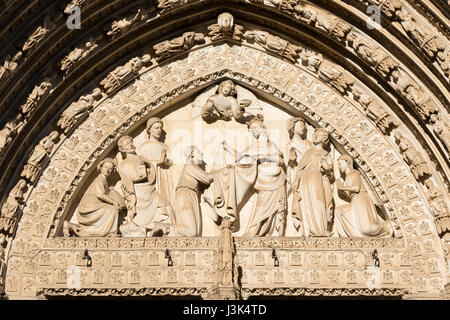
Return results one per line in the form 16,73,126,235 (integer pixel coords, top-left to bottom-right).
242,115,287,237
137,117,174,210
63,158,125,237
334,155,391,237
292,128,334,237
116,136,172,237
286,118,312,232
172,146,213,237
20,131,59,184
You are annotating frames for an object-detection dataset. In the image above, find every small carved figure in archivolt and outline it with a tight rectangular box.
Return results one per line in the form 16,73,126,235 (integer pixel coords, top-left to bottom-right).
21,80,53,117
319,64,354,95
429,113,450,156
57,88,103,135
100,55,151,94
61,41,98,75
424,179,448,221
20,131,59,184
394,131,431,181
22,15,55,53
245,30,303,63
153,32,205,60
0,52,22,81
334,155,392,237
0,179,27,235
63,158,125,237
107,9,145,38
192,80,263,123
0,114,24,158
208,12,244,41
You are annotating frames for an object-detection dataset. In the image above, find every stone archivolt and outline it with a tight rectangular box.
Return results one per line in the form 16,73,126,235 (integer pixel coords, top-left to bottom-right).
0,4,447,300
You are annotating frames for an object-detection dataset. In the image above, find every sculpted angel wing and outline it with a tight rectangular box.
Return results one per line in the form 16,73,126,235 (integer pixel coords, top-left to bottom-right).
235,85,263,116
191,84,218,119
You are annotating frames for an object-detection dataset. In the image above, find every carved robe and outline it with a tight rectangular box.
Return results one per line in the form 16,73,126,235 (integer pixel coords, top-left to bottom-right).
293,147,333,237
334,170,389,237
116,153,170,237
172,164,213,237
74,174,121,237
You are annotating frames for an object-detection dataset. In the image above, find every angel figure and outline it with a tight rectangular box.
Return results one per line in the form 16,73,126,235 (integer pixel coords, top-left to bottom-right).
192,80,263,123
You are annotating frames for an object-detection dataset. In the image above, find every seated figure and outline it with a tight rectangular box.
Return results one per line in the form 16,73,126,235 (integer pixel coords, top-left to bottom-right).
64,158,125,237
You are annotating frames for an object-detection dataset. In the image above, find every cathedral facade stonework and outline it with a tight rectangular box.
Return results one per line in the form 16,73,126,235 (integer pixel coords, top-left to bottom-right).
0,0,448,300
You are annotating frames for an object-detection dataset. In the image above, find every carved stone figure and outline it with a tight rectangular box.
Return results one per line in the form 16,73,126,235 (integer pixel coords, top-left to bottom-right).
0,114,23,158
437,51,450,77
293,3,319,25
319,64,354,95
242,115,287,237
57,88,103,134
137,117,174,210
116,136,172,237
367,0,402,18
0,179,27,235
22,15,54,53
61,41,98,75
244,30,303,63
394,131,431,181
292,128,334,237
348,36,398,78
0,52,22,81
21,80,53,117
218,217,234,287
334,154,391,237
314,14,352,42
107,10,144,38
353,89,398,134
193,80,262,123
396,8,430,47
208,12,244,41
100,55,151,94
156,0,188,13
20,131,59,184
153,32,205,60
286,118,312,232
299,52,323,72
424,179,448,220
429,113,450,154
391,70,438,120
172,146,213,237
63,158,125,237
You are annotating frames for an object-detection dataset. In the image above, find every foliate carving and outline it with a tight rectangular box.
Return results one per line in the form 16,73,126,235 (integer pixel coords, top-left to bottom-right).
61,41,98,76
244,30,303,63
153,32,205,61
20,132,59,184
0,180,27,236
20,80,53,119
319,64,354,95
208,13,245,41
100,55,151,95
394,131,431,182
57,88,103,135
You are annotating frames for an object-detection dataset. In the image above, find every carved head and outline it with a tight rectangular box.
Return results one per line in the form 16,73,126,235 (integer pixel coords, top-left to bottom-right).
97,158,115,176
247,114,266,139
287,118,307,139
118,135,136,154
338,154,353,174
218,12,234,31
312,128,329,145
146,117,163,140
218,80,236,97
